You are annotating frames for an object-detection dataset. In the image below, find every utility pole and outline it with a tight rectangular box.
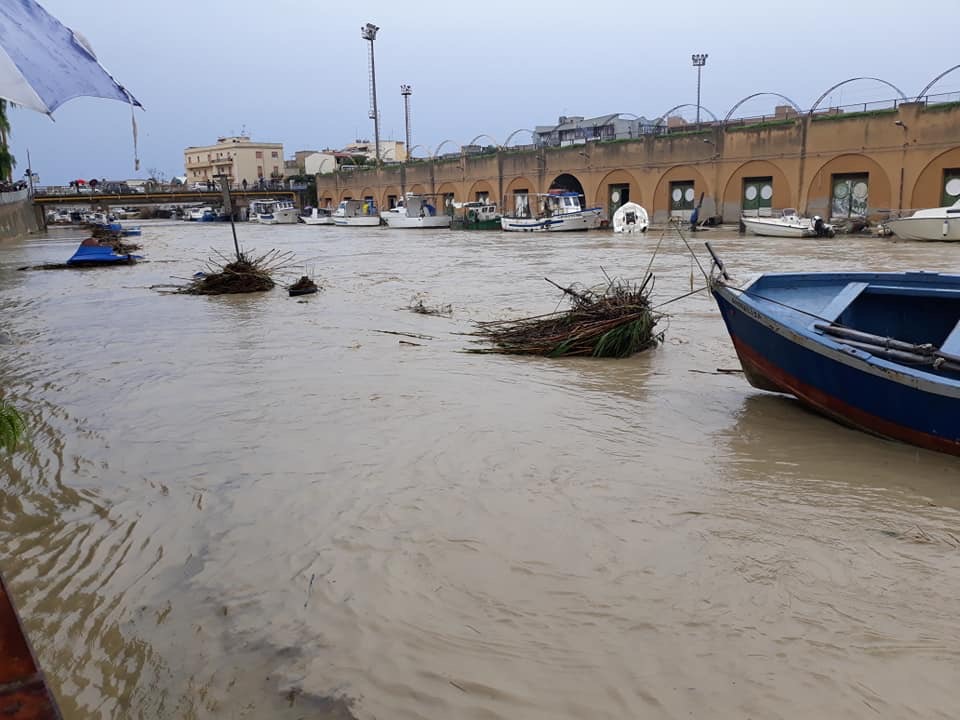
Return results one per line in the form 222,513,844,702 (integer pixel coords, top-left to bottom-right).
362,23,381,165
692,53,708,128
401,84,412,159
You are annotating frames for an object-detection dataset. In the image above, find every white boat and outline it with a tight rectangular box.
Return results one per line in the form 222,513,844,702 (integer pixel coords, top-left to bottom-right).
187,206,213,221
452,200,501,230
612,202,649,233
500,191,603,232
299,207,334,225
741,209,834,238
382,193,450,229
250,199,298,224
332,199,381,227
884,199,960,241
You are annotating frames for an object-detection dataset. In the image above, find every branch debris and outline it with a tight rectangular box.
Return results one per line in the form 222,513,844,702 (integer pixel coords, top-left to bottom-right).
469,273,663,358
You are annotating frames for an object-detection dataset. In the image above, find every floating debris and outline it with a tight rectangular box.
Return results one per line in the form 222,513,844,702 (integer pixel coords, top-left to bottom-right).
181,248,295,295
470,274,662,358
288,275,320,297
409,298,452,316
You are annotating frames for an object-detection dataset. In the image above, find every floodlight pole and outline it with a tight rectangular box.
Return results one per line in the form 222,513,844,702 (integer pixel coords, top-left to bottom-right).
401,84,412,158
362,23,381,165
692,53,708,128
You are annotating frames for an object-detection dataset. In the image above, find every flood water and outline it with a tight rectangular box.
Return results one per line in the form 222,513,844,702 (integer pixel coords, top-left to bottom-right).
2,220,960,719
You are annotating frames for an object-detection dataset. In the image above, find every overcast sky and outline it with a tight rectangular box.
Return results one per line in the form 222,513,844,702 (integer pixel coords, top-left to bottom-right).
8,0,960,185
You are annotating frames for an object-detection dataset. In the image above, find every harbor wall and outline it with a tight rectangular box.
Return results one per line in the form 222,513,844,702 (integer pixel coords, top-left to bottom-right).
0,190,42,240
316,102,960,223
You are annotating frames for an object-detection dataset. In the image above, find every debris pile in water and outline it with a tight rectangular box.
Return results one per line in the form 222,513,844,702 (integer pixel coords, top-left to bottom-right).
183,248,294,295
288,275,319,295
470,274,662,358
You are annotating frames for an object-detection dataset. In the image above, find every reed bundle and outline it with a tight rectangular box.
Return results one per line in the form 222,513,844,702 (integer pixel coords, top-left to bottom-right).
183,248,296,295
471,274,662,358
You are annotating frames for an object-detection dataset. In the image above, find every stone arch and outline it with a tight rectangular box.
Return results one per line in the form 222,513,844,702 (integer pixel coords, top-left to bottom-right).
910,147,960,209
409,183,427,195
338,189,356,201
467,179,495,203
804,153,892,219
435,182,458,213
720,159,793,222
594,169,642,214
359,187,376,203
380,186,401,210
651,165,712,222
504,176,537,215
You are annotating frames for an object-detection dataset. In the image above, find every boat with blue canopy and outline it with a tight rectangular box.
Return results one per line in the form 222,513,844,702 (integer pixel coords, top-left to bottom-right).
66,240,141,266
706,242,960,456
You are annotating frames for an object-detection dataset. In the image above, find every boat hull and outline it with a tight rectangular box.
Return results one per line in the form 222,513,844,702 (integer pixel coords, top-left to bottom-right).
261,209,299,225
712,284,960,455
382,214,451,229
742,217,815,238
333,216,381,227
501,208,603,232
301,216,334,225
885,216,960,241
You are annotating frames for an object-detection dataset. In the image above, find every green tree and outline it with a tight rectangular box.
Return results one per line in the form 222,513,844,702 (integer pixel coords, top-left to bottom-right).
0,100,16,181
0,402,24,453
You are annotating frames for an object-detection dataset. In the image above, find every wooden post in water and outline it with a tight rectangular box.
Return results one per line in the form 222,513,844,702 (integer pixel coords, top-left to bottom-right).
217,174,241,261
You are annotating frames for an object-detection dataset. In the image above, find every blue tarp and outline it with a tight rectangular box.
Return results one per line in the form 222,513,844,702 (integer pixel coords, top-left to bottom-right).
66,243,140,266
0,0,140,114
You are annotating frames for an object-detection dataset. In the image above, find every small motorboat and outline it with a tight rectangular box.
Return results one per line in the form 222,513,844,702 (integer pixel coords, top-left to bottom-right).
612,202,649,233
451,201,501,230
884,199,960,241
66,238,142,266
741,209,834,238
332,199,381,227
299,207,334,225
706,242,960,456
382,193,451,229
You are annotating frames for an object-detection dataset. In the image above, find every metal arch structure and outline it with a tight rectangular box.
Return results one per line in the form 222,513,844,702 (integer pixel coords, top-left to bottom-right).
723,92,803,123
502,128,536,147
405,144,427,160
810,77,908,113
432,139,458,158
654,104,719,125
916,64,960,100
466,133,500,149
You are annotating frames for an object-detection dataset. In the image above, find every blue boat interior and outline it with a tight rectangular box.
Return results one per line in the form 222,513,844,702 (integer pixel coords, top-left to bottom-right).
744,272,960,375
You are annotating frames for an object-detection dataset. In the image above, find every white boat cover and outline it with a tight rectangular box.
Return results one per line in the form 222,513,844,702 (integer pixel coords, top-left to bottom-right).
0,0,140,114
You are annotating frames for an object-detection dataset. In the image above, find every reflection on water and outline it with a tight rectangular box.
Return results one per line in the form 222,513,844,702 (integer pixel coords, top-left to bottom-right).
1,222,960,719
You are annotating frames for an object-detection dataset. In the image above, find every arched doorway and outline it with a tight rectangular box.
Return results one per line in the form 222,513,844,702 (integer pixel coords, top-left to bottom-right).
651,166,711,223
805,153,892,220
911,147,960,210
721,160,793,222
435,182,458,216
595,169,641,219
504,176,536,217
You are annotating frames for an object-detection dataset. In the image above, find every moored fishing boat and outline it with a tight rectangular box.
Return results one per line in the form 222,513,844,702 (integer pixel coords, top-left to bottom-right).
741,208,834,238
884,199,960,241
501,191,602,232
451,201,501,230
612,202,649,233
382,193,450,229
706,242,960,456
250,199,298,224
299,207,334,225
332,199,381,227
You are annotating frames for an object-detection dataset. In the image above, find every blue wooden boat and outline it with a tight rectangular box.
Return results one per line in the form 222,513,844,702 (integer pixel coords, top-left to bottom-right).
706,243,960,455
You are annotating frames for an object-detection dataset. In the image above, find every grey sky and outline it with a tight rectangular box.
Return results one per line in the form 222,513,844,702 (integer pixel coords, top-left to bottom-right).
9,0,959,185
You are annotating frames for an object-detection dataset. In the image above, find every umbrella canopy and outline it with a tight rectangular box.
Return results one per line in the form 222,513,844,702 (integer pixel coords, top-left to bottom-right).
0,0,140,115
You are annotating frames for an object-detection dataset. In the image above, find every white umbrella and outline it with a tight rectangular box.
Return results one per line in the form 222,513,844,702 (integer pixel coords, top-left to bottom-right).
0,0,140,115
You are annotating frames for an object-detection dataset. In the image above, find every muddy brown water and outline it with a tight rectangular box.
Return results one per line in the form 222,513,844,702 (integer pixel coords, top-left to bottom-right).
1,221,960,719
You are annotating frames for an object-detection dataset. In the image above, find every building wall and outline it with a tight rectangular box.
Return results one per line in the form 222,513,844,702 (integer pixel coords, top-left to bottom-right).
317,102,960,223
183,136,284,187
0,195,42,240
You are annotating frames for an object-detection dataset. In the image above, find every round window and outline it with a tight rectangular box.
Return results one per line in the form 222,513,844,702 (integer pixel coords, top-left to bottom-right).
672,188,682,202
611,190,620,203
760,184,773,200
946,178,960,197
852,181,868,200
834,183,849,199
744,186,758,201
684,187,695,202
